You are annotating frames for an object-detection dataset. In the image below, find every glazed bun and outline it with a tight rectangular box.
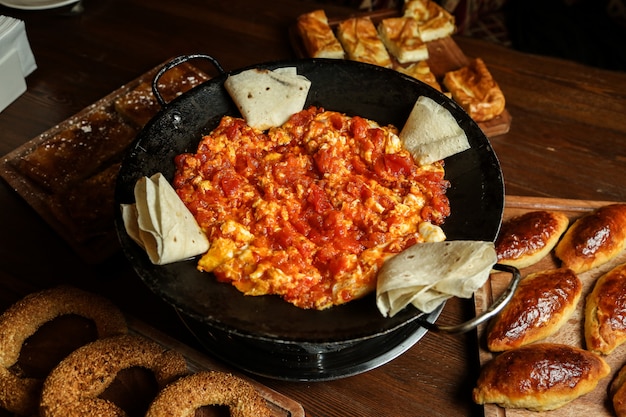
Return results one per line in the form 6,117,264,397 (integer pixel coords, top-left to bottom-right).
473,343,610,411
495,210,569,269
486,268,582,352
555,204,626,274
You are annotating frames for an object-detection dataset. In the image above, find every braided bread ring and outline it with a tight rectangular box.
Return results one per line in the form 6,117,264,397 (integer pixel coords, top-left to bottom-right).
0,286,128,416
146,370,271,417
40,334,188,417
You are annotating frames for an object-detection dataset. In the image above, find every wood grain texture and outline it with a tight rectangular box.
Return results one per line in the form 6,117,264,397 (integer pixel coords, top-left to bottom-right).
0,1,625,416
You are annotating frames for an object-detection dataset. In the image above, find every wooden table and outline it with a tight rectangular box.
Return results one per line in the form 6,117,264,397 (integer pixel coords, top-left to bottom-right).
0,1,625,416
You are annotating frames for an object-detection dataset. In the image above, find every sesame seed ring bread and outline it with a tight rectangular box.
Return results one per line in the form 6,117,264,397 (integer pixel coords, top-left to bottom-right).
145,370,271,417
40,334,188,417
0,286,128,416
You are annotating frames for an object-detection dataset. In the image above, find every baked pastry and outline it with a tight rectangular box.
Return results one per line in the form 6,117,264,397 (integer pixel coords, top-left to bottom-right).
19,108,138,193
486,268,582,351
585,262,626,355
495,210,569,269
403,0,456,42
297,9,344,59
611,362,626,417
473,343,610,411
145,371,271,417
0,286,127,416
40,334,188,417
555,204,626,274
114,62,209,127
49,162,120,242
378,17,428,64
396,61,442,91
336,17,392,68
442,57,506,122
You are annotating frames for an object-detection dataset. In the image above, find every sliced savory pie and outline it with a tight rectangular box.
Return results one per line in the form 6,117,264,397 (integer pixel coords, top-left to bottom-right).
336,17,392,68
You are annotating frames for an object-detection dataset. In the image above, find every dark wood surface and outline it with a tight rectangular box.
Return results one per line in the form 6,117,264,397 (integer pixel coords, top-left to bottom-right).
0,1,625,416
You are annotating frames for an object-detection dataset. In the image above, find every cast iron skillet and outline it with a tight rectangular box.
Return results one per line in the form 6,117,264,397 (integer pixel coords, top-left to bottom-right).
115,55,512,380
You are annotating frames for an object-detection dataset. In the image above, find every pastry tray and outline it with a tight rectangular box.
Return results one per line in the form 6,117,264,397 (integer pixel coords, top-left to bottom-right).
475,195,626,416
0,61,208,264
0,271,305,417
289,8,512,138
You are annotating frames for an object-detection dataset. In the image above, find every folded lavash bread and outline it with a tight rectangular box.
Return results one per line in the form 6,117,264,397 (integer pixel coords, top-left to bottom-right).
399,95,470,165
376,241,497,317
121,173,209,265
224,67,311,131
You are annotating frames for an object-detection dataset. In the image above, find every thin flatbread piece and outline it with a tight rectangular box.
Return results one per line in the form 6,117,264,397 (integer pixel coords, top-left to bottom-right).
121,173,209,265
224,68,311,131
376,240,497,317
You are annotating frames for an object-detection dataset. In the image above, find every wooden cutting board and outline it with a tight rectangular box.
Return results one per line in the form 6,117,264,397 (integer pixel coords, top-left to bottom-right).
0,272,304,417
289,8,512,138
475,195,626,417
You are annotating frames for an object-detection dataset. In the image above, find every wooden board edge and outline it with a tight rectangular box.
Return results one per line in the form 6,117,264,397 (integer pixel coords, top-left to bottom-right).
475,195,626,417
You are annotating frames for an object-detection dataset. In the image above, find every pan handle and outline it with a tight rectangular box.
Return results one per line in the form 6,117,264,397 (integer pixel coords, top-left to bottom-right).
416,263,522,334
152,54,226,107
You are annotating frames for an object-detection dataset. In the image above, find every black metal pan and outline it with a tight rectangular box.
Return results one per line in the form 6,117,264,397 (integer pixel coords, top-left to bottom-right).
115,55,513,381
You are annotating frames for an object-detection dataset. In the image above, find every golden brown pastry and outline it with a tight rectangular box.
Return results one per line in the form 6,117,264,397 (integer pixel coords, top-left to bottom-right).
611,362,626,417
378,17,428,64
486,268,582,351
555,204,626,274
40,334,188,417
403,0,456,42
585,262,626,355
442,57,506,122
336,17,392,68
19,108,138,193
495,210,569,269
145,371,271,417
114,63,209,127
297,9,344,59
473,343,610,411
396,61,442,91
0,286,127,416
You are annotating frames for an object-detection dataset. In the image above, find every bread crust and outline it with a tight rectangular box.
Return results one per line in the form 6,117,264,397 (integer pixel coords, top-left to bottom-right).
297,9,344,59
378,17,428,64
486,268,582,351
611,362,626,417
585,263,626,355
40,334,188,417
0,286,127,416
495,210,569,269
146,371,271,417
336,17,392,68
555,204,626,274
442,57,506,122
396,61,442,91
403,0,455,42
473,343,610,411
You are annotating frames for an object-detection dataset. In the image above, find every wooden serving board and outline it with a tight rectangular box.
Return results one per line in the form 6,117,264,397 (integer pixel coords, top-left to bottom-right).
0,271,305,417
289,8,512,138
475,195,626,417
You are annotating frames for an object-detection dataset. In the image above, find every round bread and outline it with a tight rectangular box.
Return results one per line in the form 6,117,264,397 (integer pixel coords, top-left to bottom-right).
495,210,569,269
39,334,188,417
585,262,626,355
473,343,610,411
0,286,128,416
486,267,582,352
145,370,271,417
555,204,626,274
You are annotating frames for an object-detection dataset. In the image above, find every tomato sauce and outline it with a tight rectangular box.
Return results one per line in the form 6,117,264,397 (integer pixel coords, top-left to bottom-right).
173,106,450,310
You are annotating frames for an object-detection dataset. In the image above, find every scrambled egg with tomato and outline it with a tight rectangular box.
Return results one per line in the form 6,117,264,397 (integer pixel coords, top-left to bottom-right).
173,106,450,310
